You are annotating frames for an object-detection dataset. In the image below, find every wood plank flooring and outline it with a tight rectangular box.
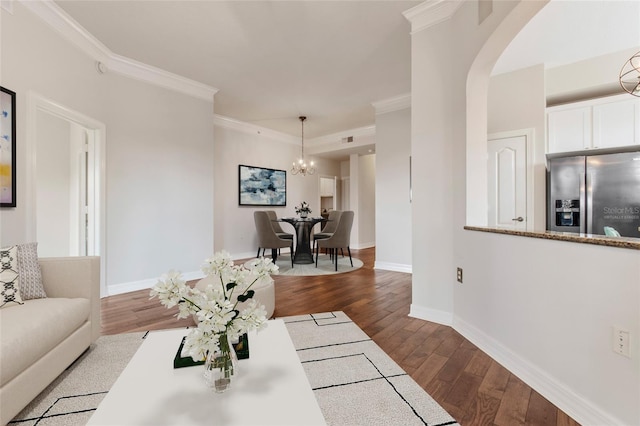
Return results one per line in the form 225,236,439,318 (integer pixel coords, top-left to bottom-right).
100,247,580,426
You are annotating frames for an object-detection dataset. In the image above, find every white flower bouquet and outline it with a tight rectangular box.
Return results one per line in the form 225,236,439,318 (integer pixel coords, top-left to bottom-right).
295,201,312,216
150,251,278,362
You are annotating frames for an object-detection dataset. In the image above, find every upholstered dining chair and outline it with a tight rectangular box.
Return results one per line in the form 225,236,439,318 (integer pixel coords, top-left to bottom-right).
254,211,294,267
265,210,294,241
313,210,342,255
315,211,354,271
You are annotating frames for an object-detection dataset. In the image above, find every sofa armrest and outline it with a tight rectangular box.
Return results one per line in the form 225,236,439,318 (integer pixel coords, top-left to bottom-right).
39,256,101,341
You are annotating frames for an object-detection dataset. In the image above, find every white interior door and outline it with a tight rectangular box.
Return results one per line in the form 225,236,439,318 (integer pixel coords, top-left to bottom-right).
487,135,527,230
70,126,97,256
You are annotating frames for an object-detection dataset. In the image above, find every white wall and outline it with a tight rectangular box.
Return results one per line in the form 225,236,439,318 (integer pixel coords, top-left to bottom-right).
546,47,640,102
375,107,411,271
457,231,640,426
213,121,341,259
1,3,215,294
409,16,455,325
357,154,375,249
103,74,214,289
408,0,640,424
488,64,546,231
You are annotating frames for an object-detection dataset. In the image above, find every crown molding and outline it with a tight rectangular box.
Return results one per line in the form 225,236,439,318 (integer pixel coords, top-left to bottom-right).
372,93,411,115
309,125,376,146
20,0,218,101
214,114,376,148
1,0,14,14
108,54,218,102
213,115,298,145
403,0,463,34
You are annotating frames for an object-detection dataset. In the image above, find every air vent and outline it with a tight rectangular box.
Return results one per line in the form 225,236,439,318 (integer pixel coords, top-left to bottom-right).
341,136,354,144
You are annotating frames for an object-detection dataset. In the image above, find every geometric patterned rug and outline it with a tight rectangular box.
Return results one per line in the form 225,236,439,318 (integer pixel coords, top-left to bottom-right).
282,312,459,426
8,332,146,426
10,311,459,426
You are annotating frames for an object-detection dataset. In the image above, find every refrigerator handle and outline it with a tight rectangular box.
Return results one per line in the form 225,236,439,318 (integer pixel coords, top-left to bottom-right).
585,172,593,234
580,173,587,234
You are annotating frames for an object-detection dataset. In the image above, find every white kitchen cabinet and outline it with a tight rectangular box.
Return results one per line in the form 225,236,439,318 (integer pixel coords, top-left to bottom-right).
592,97,640,149
547,106,591,153
320,177,334,197
547,94,640,154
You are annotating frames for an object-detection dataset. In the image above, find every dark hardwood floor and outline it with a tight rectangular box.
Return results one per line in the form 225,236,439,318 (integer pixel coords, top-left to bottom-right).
101,247,580,426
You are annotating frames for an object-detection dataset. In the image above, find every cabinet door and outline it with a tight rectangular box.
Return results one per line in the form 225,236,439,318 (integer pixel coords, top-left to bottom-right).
592,98,640,149
547,107,591,153
320,177,334,196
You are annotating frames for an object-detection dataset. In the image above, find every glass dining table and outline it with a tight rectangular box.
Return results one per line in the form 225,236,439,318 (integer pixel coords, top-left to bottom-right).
279,217,326,264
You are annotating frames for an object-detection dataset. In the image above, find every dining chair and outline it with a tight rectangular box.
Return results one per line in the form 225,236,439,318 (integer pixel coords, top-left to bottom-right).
315,211,354,271
313,210,342,255
254,211,294,267
265,210,294,241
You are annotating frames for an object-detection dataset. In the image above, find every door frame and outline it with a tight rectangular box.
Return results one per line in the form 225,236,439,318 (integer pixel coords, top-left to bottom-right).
26,92,107,296
318,175,337,213
488,128,535,232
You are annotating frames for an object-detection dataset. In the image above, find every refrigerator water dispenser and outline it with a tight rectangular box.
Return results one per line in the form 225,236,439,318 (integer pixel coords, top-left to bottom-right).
555,199,580,227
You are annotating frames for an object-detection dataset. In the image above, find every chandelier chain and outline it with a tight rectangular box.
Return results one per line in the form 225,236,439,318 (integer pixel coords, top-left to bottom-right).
291,115,315,176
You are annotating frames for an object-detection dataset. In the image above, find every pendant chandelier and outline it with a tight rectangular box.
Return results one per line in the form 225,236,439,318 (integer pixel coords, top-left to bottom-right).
619,51,640,97
291,116,316,176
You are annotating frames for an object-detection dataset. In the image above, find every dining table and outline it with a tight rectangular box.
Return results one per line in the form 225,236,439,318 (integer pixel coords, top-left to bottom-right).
279,216,326,264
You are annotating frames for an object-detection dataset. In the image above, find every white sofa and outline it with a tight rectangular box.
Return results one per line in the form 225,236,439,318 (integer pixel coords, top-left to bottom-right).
0,256,100,426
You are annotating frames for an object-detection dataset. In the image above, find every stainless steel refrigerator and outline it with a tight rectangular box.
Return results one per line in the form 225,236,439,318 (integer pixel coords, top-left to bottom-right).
547,151,640,238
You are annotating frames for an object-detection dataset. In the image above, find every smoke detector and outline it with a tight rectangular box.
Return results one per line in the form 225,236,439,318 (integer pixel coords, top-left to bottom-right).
341,136,354,144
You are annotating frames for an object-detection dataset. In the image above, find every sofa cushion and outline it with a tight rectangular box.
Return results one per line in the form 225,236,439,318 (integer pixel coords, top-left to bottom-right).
0,297,90,386
0,246,22,308
16,243,47,300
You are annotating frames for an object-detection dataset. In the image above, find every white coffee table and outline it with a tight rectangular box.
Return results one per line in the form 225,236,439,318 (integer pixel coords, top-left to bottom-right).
88,319,326,425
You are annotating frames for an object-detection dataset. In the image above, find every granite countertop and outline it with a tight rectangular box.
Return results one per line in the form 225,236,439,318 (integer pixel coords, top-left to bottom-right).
464,226,640,250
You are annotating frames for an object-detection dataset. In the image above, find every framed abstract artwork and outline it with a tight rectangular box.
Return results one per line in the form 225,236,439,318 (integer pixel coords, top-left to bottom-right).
238,164,286,206
0,87,16,208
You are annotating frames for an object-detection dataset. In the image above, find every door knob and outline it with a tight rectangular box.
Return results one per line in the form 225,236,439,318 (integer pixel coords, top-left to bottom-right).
512,217,524,222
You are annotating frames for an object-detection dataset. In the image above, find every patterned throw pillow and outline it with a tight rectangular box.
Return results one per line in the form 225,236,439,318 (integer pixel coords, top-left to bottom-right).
0,246,23,308
16,242,47,300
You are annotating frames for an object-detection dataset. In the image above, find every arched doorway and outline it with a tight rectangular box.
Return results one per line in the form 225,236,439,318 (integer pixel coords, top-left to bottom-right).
465,1,547,227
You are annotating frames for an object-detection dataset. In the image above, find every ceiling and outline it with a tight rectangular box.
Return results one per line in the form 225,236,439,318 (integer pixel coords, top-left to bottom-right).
54,0,639,160
55,0,420,140
493,0,640,76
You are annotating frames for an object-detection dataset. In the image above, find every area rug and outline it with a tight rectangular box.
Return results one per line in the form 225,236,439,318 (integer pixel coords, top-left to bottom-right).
269,254,363,276
10,312,458,426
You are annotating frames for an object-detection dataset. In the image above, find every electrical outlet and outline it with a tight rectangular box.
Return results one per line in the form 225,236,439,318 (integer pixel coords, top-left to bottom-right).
613,327,630,358
456,267,463,283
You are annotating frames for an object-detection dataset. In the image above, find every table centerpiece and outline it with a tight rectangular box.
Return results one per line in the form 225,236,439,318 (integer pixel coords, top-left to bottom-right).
295,201,312,218
150,251,278,392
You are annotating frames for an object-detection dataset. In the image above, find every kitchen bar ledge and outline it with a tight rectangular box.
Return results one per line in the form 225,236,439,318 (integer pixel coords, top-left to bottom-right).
464,226,640,250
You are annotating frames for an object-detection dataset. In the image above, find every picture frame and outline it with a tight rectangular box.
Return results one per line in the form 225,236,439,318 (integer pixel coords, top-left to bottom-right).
238,164,287,206
0,86,16,208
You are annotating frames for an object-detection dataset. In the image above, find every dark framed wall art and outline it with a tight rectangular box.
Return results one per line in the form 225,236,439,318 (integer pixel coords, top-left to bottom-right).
238,165,287,206
0,86,16,208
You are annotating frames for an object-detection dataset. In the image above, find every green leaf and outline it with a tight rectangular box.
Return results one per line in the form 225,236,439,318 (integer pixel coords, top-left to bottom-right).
226,282,237,291
237,290,255,303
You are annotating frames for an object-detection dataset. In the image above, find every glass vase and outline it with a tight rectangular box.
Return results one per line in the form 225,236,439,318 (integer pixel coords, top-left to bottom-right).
203,332,238,393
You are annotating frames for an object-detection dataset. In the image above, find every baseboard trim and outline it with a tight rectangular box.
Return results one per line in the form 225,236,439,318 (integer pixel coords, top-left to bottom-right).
353,242,375,250
374,261,412,273
452,316,625,426
106,247,289,296
107,270,204,296
409,304,453,326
